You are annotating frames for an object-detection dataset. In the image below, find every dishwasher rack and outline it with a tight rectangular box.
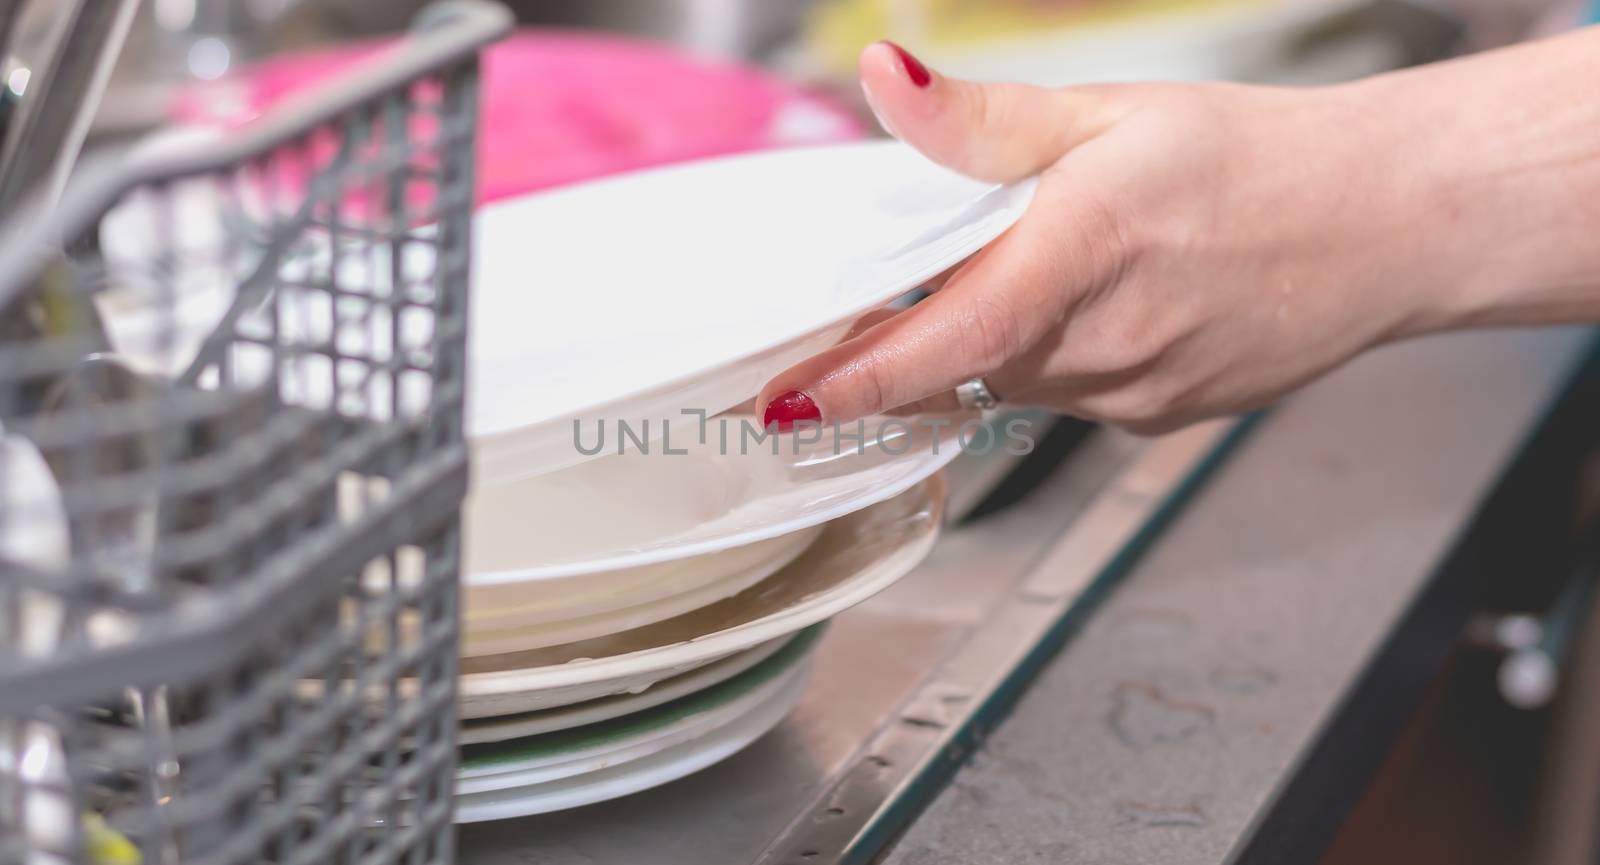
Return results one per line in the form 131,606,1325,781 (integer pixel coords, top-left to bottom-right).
0,3,509,863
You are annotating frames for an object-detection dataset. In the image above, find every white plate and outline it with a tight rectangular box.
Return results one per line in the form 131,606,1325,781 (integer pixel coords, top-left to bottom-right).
469,141,1034,476
455,647,812,821
463,493,825,627
458,474,943,719
462,526,821,655
466,412,965,582
0,429,69,659
458,634,797,745
457,627,820,790
0,429,68,574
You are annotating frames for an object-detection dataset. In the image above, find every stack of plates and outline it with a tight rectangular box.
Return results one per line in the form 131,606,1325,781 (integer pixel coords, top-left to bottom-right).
456,624,824,822
453,449,949,821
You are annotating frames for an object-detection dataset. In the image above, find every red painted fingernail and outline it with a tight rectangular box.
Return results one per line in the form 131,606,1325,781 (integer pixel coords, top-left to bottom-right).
882,41,932,88
762,390,821,432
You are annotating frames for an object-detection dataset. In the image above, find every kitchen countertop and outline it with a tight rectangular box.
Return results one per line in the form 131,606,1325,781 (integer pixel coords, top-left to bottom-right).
881,325,1598,865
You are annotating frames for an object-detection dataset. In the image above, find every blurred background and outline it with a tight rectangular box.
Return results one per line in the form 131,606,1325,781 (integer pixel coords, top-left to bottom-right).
18,0,1593,142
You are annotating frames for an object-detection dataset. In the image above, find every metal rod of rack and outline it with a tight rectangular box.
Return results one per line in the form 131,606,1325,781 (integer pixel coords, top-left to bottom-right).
0,0,142,209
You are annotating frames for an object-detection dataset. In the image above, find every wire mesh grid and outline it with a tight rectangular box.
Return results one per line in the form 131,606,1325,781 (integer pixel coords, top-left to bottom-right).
0,3,508,862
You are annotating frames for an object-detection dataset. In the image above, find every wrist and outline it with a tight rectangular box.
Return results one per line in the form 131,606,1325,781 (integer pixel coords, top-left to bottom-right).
1343,31,1600,333
1297,74,1480,342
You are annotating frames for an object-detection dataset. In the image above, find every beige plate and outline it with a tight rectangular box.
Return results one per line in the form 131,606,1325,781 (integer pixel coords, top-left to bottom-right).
462,526,822,656
459,633,797,744
458,474,944,719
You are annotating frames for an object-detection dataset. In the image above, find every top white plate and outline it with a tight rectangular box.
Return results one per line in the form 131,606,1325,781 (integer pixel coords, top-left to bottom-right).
470,141,1035,475
465,411,966,581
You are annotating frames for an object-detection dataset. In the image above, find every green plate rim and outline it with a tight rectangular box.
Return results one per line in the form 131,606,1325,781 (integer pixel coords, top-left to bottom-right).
461,623,826,770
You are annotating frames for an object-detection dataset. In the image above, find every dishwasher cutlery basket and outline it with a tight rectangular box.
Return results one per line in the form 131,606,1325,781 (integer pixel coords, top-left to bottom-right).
0,3,509,863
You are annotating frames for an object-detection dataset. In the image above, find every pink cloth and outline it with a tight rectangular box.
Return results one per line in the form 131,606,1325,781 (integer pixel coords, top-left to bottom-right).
175,31,866,205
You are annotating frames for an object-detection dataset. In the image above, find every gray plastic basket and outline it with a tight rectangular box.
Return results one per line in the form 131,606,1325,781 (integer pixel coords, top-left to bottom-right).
0,2,509,862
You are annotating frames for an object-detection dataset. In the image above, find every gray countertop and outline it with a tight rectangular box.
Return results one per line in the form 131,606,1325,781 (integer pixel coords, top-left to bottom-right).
882,326,1596,865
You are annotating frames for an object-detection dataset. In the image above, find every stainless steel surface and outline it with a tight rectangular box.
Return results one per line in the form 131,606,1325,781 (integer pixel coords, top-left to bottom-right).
757,420,1243,865
881,326,1595,865
457,416,1241,862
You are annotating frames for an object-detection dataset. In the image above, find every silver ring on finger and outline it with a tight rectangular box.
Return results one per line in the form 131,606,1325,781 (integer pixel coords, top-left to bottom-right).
955,377,1000,412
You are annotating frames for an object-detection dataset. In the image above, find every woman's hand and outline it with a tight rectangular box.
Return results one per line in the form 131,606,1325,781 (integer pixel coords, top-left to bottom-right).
757,34,1600,434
